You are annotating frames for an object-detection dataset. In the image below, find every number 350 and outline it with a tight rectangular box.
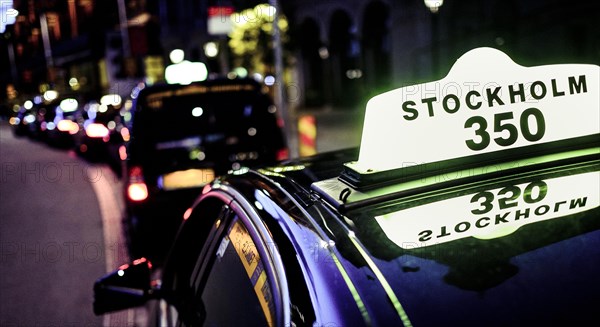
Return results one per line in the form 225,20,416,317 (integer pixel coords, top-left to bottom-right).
465,108,546,151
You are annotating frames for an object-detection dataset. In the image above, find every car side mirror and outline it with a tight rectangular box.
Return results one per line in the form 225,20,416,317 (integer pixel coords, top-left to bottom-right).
93,258,159,315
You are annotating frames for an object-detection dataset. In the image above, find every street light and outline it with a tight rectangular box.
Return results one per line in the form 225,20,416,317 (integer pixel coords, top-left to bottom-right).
204,42,219,58
424,0,444,13
424,0,443,77
268,0,290,151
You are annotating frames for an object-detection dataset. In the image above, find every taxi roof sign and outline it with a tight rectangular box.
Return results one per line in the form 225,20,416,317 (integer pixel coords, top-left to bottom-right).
341,47,600,189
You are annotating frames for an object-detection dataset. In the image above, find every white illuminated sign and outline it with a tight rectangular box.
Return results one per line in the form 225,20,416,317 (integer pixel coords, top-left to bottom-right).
352,47,600,174
207,6,234,35
59,98,79,112
43,90,59,102
165,61,208,85
0,1,18,34
100,94,122,106
376,171,600,249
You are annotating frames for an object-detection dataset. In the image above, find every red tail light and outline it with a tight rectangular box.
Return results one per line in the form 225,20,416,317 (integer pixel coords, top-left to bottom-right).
127,166,148,201
276,148,289,161
183,208,193,220
119,145,127,161
120,127,130,142
277,117,285,128
132,257,152,269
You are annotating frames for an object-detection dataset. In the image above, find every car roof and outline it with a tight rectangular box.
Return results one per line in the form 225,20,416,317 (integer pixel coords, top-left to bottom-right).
210,145,599,326
134,78,263,104
177,48,600,325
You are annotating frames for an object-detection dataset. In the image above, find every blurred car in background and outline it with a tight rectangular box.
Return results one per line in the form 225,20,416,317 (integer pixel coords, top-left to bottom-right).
123,78,288,263
76,94,129,175
9,101,36,137
28,93,63,142
45,97,83,148
10,94,59,140
9,91,83,148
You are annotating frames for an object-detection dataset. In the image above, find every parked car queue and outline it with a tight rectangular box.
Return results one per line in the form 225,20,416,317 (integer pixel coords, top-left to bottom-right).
121,78,289,264
9,91,129,175
9,77,291,267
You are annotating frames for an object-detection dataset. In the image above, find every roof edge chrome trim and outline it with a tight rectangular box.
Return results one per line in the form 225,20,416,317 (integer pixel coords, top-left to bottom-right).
247,170,374,326
341,135,600,190
313,146,600,212
346,234,413,327
215,186,291,327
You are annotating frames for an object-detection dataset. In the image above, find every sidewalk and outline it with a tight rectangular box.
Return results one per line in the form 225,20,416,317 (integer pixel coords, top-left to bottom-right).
285,106,365,158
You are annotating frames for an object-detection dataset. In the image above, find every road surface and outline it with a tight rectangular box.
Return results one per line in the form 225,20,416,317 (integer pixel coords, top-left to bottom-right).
0,122,136,326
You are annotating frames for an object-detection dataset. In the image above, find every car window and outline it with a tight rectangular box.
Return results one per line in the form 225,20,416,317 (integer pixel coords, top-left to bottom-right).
160,199,232,326
190,215,276,327
161,196,279,327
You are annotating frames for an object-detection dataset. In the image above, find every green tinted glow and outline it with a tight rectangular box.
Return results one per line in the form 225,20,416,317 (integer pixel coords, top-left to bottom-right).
473,225,519,240
347,234,413,327
369,147,600,199
329,251,372,326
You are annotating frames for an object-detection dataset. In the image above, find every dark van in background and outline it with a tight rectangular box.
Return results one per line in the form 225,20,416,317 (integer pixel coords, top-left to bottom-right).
123,78,288,263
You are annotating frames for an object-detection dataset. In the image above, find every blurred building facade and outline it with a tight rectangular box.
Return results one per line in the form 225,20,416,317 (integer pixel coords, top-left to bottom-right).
0,0,162,109
1,0,116,99
1,0,599,115
285,0,600,110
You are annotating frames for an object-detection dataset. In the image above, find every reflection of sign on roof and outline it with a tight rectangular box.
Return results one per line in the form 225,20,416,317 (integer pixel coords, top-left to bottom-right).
349,47,600,175
376,171,600,249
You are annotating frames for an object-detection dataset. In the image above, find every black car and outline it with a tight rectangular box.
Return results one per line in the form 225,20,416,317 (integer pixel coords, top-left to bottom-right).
9,101,36,137
45,97,84,148
94,143,600,326
76,96,128,175
123,78,288,262
10,96,59,140
12,93,83,146
94,48,600,326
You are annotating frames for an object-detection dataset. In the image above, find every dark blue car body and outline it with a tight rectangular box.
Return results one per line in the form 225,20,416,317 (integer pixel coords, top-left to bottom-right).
94,144,599,326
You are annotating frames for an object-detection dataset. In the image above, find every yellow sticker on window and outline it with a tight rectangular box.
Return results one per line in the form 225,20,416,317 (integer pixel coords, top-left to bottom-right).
228,220,275,327
159,169,215,190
